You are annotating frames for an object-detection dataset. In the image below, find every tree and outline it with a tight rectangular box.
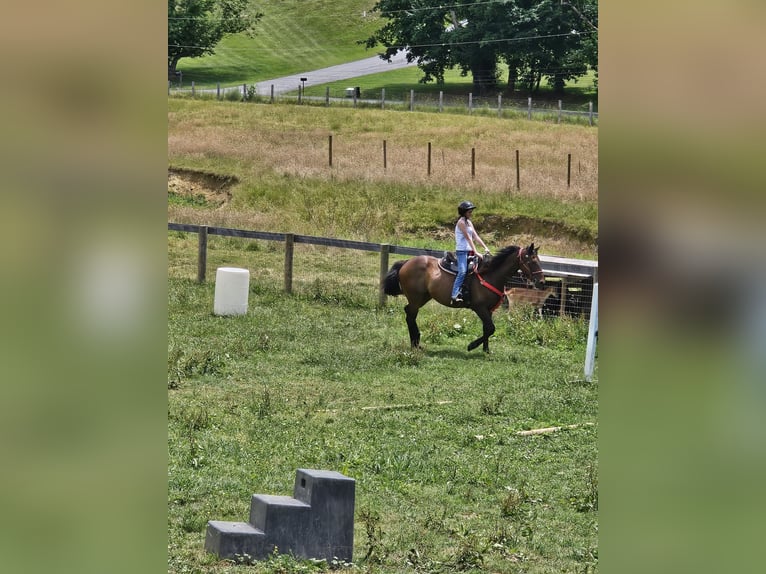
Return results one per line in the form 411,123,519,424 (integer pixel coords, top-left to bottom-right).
168,0,262,78
364,0,597,96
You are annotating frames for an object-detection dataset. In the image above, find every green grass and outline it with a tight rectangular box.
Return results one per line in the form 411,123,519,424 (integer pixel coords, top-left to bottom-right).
169,6,598,569
177,0,383,85
167,234,598,573
298,65,598,110
168,100,598,259
173,0,597,109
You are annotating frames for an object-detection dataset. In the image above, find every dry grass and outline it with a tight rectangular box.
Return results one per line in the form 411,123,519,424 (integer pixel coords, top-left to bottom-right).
168,100,598,258
168,102,597,201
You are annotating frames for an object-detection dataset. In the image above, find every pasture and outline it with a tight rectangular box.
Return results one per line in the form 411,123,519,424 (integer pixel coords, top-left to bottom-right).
168,233,597,573
169,90,598,572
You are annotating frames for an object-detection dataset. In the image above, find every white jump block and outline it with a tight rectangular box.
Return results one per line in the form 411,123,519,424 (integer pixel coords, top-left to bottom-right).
213,267,249,316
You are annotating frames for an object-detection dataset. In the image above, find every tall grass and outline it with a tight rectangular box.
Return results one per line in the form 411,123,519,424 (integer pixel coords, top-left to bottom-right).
168,99,598,259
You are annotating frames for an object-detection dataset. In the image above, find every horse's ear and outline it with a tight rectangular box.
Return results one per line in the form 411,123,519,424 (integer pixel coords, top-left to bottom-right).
527,242,535,253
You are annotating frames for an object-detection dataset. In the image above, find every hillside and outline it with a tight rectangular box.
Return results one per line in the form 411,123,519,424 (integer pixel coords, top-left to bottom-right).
168,99,598,260
176,0,383,85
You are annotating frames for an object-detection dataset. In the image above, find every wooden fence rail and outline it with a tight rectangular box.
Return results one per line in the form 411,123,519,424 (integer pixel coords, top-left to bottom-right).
168,223,598,309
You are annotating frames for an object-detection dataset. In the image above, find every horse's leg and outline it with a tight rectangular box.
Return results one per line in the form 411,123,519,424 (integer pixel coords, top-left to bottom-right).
404,303,422,349
467,308,496,353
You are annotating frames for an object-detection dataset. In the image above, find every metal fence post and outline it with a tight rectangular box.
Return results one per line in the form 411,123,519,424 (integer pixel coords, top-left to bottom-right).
197,226,208,283
379,244,390,307
284,233,294,294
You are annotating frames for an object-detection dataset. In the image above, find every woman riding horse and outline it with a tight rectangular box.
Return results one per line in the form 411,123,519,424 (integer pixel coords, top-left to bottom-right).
383,242,545,352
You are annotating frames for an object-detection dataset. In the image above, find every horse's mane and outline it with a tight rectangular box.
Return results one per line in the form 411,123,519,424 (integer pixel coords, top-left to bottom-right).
478,245,521,273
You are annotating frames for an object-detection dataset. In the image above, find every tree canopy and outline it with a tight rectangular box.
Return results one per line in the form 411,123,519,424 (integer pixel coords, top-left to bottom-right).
168,0,262,77
364,0,597,95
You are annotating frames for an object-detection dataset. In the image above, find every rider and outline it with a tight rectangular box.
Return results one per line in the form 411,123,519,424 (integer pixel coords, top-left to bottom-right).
450,200,491,305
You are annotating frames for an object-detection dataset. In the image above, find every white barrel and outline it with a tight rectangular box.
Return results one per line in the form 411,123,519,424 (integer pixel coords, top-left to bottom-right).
213,267,250,316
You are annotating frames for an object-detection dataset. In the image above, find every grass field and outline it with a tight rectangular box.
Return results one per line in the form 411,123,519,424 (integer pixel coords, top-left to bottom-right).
168,233,598,573
168,100,598,260
173,0,598,110
176,0,384,85
169,5,598,570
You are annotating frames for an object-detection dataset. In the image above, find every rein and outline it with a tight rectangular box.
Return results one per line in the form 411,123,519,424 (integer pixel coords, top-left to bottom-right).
475,248,541,312
474,271,505,312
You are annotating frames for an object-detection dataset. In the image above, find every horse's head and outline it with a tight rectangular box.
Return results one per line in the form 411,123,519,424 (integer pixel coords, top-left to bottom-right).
519,242,546,289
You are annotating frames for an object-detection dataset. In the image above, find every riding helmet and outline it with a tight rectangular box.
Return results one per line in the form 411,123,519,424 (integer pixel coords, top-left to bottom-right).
458,200,476,216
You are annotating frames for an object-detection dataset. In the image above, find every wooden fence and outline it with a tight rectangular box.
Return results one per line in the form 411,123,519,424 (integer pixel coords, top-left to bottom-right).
168,222,598,314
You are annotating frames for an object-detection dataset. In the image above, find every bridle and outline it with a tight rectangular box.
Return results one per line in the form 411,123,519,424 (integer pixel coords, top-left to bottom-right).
474,247,545,312
518,247,545,284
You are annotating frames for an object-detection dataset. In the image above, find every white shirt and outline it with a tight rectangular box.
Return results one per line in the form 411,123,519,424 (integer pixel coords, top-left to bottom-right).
455,218,475,251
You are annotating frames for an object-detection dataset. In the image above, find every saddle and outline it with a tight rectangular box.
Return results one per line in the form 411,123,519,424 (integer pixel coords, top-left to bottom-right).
438,252,480,275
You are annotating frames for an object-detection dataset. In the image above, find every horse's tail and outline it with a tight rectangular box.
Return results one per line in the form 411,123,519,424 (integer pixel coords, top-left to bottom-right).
382,260,406,296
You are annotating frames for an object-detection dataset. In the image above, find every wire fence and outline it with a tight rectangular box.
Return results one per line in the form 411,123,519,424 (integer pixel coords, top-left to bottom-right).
168,82,598,126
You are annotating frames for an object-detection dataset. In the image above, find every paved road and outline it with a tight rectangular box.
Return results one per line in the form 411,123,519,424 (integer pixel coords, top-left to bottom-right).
254,50,417,96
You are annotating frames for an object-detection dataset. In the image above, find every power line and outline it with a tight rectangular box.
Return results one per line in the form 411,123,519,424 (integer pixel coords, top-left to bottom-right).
169,29,595,54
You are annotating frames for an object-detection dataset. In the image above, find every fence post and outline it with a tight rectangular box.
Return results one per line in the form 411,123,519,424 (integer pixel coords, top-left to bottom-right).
439,91,443,113
383,139,387,170
284,234,294,294
471,148,476,179
217,83,221,100
584,282,599,382
559,277,568,316
567,153,572,188
243,84,246,100
298,84,302,104
191,81,195,98
469,93,473,114
326,86,330,106
379,244,391,307
410,90,414,111
515,150,520,191
270,85,274,104
427,142,431,177
497,94,502,117
197,226,208,283
558,100,562,124
381,88,385,110
588,101,593,126
328,135,333,168
527,97,532,120
353,89,357,108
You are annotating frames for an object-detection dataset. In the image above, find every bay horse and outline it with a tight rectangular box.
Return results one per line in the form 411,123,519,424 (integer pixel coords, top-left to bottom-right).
382,243,546,352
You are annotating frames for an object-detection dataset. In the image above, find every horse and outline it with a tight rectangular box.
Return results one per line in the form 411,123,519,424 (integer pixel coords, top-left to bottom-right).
382,242,546,353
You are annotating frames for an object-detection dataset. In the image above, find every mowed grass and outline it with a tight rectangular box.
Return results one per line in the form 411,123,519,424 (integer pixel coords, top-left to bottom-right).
173,0,597,112
177,0,384,85
297,65,599,112
168,232,598,573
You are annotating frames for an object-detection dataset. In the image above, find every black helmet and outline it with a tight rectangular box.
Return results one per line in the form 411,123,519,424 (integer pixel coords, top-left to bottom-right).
458,201,476,216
